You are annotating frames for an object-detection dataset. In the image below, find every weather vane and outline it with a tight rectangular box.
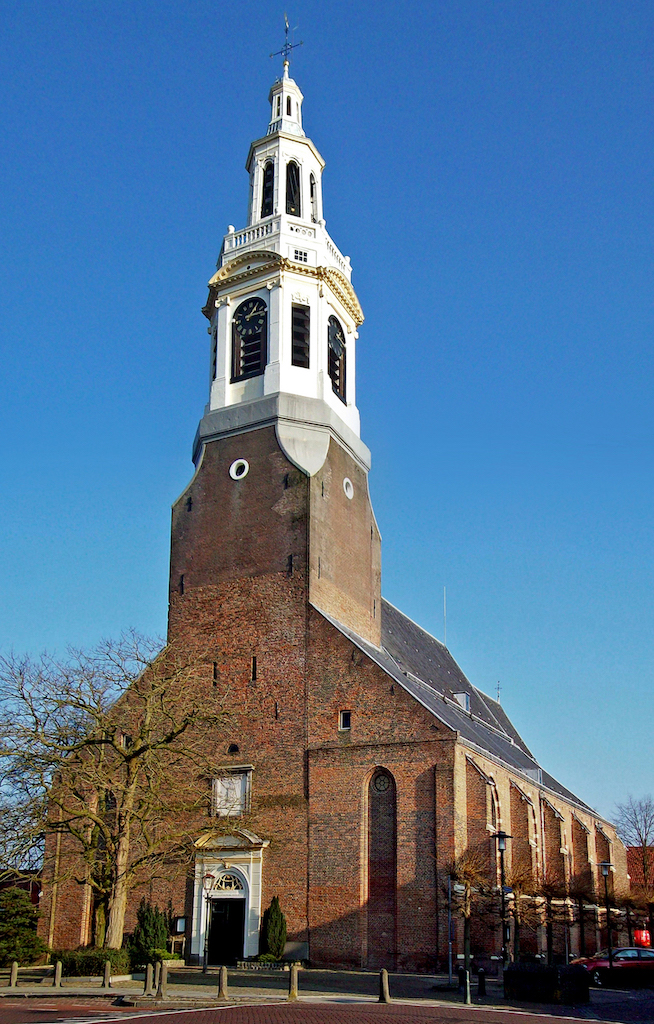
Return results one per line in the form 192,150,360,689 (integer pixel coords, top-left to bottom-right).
270,13,303,67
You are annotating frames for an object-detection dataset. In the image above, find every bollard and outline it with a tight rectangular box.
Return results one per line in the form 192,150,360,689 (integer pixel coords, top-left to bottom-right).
457,966,465,991
288,962,299,1001
157,962,168,999
154,961,161,994
9,962,18,988
464,969,471,1006
477,967,486,997
378,968,391,1003
144,963,153,996
218,964,228,1000
102,960,111,989
54,961,62,988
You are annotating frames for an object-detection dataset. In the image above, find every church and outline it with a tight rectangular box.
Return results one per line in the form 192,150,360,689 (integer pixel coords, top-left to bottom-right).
42,58,628,972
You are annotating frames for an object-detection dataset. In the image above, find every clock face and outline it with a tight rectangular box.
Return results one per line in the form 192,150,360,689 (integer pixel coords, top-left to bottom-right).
234,298,267,338
328,316,345,357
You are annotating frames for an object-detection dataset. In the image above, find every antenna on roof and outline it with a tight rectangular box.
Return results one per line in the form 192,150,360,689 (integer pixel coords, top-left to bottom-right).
443,586,447,647
497,680,501,704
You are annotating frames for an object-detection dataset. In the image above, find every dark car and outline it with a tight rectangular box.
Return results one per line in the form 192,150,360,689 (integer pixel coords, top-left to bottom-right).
571,947,654,987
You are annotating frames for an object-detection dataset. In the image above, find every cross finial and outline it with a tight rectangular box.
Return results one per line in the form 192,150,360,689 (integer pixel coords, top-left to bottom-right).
270,13,303,69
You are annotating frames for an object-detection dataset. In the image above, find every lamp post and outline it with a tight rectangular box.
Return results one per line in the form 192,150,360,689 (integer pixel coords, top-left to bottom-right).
202,872,215,973
600,861,613,972
494,831,512,965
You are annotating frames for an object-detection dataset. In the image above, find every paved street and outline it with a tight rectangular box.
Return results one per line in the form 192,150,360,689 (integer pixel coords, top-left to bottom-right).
0,1003,643,1024
2,970,654,1024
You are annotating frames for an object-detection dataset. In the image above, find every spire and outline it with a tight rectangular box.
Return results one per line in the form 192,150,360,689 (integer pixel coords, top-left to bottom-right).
267,19,305,139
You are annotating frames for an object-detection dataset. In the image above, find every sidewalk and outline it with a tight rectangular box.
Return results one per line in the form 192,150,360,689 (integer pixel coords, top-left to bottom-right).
1,968,654,1023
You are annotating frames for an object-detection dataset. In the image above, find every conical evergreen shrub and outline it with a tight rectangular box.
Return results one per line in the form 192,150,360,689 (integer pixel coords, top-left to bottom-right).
0,888,48,967
128,899,169,967
262,896,287,960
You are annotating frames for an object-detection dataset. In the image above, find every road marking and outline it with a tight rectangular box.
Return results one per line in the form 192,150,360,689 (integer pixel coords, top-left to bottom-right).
55,1005,279,1024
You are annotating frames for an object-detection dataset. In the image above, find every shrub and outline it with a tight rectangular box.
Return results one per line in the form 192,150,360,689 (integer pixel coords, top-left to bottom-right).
261,896,287,960
0,888,48,967
127,899,169,968
51,947,131,976
152,948,182,961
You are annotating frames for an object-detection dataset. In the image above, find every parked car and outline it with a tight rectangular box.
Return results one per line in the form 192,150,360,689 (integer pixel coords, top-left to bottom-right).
571,947,654,987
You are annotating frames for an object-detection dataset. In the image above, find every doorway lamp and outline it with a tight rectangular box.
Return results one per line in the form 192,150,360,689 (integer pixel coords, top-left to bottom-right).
599,861,613,971
493,831,512,964
202,872,215,973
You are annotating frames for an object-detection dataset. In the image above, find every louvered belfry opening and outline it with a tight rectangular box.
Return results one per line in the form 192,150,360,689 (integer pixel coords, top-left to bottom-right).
367,769,397,969
261,161,274,218
327,315,346,401
291,304,310,367
286,160,301,216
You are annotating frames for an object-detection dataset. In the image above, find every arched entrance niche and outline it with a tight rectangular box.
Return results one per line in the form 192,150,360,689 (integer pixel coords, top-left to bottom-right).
366,767,397,970
192,828,269,965
205,868,247,966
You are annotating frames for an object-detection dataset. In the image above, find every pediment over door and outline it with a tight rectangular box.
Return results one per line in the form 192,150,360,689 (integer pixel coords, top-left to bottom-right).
194,827,270,852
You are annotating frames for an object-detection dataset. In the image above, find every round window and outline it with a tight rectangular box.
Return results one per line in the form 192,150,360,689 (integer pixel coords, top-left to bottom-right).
343,477,354,500
373,773,390,792
229,459,249,480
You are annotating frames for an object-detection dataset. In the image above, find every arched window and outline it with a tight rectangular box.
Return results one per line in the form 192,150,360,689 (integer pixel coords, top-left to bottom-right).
231,297,267,381
310,173,318,222
327,316,346,402
286,160,301,217
261,162,274,219
276,95,281,118
367,769,396,969
286,96,292,116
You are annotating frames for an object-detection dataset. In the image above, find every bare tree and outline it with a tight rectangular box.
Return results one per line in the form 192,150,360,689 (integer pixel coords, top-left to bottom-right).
614,795,654,942
536,872,570,965
569,873,596,958
0,632,229,949
446,848,491,978
615,795,654,889
506,863,539,962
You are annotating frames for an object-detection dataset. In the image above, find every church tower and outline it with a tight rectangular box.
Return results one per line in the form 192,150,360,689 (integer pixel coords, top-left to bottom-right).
169,59,381,647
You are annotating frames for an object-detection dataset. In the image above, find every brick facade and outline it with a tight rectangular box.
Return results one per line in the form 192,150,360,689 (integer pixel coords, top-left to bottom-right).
41,421,631,969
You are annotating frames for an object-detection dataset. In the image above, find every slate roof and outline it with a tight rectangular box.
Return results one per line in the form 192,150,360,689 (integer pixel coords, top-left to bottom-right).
316,597,596,815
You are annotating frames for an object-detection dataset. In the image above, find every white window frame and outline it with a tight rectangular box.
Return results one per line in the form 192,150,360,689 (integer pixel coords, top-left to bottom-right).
212,767,253,818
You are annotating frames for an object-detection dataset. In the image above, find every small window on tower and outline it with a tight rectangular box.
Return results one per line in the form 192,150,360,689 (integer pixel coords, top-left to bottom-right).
310,173,318,222
276,96,281,118
261,161,274,219
286,161,301,217
339,710,352,731
328,315,346,402
291,304,310,368
287,96,292,116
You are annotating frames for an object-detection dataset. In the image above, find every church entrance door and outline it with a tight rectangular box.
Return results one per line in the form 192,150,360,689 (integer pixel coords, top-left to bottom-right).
207,898,246,965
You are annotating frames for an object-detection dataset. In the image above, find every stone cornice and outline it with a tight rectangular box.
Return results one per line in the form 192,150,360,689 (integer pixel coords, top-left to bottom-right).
203,250,364,326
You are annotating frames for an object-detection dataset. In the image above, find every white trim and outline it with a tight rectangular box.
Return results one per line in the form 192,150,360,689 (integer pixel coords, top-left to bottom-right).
192,846,265,962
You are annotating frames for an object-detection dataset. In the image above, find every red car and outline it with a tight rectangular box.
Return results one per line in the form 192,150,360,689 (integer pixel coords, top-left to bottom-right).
571,947,654,986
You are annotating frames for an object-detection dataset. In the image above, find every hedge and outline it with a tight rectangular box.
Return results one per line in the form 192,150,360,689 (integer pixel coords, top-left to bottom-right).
51,947,131,976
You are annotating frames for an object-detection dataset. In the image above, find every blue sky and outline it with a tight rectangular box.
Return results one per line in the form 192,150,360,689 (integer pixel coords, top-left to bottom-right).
1,1,652,820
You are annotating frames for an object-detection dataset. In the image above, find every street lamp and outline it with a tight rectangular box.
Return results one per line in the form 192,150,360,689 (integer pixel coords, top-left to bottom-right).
599,861,613,972
494,831,512,964
202,872,215,973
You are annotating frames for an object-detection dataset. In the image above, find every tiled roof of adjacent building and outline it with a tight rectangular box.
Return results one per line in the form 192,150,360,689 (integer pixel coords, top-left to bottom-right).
316,597,596,815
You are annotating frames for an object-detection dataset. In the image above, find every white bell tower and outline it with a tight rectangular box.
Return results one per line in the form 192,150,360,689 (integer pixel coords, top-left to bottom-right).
195,60,370,478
